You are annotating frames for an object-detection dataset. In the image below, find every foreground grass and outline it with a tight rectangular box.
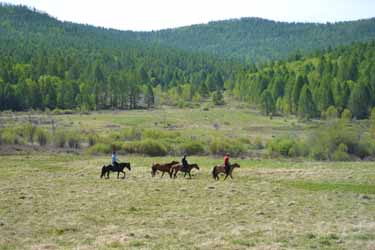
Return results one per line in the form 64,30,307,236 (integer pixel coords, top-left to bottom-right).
0,154,374,249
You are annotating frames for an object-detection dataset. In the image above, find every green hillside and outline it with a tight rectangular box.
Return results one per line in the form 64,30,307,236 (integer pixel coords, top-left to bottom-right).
137,17,375,62
231,41,375,119
0,4,240,111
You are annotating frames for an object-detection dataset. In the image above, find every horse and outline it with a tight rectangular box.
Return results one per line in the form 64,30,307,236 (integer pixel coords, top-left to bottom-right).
151,160,179,178
171,163,200,178
100,162,131,179
212,163,240,180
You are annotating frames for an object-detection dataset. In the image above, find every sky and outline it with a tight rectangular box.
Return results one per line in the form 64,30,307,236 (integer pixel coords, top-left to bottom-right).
3,0,375,31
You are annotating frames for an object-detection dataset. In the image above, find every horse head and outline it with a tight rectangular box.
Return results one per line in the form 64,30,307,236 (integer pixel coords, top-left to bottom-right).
170,160,179,165
191,163,199,170
232,163,240,168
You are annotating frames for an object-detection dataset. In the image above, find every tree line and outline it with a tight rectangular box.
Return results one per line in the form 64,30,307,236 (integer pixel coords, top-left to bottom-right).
231,41,375,119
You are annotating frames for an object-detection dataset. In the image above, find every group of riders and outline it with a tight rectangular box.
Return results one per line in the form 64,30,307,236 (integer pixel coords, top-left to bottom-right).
111,149,232,175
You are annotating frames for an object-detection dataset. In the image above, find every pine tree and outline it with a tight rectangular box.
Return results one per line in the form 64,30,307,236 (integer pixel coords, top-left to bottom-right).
298,85,316,119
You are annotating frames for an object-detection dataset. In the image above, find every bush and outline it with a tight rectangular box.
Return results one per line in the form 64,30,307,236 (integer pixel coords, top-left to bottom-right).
123,139,168,156
142,129,180,140
180,141,205,155
1,128,22,145
332,143,350,161
54,131,66,148
121,127,141,141
288,141,309,157
35,128,49,146
254,137,264,150
353,134,375,159
88,133,98,146
209,139,245,157
86,143,112,155
267,137,296,157
23,124,37,144
341,109,352,122
67,132,81,149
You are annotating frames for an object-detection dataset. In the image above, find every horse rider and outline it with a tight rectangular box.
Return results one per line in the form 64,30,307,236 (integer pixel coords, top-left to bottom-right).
182,154,188,172
112,149,119,167
224,153,231,175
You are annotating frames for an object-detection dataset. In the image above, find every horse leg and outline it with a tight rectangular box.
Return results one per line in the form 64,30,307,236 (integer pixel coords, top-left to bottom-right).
117,171,120,179
161,171,165,178
173,169,178,178
188,171,192,179
122,171,126,179
224,173,228,180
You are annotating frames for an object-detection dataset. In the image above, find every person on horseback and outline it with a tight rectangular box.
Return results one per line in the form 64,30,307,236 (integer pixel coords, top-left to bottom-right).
112,149,119,167
224,153,230,175
181,154,188,172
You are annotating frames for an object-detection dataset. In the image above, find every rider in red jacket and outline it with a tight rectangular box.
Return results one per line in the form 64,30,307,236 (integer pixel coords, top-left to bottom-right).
224,153,230,174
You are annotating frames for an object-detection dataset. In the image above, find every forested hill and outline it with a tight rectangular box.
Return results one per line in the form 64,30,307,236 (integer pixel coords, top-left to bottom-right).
0,4,241,111
231,41,375,119
137,17,375,63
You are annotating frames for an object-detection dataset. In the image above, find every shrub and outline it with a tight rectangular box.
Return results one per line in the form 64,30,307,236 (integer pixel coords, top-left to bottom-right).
88,133,98,146
267,137,296,157
180,141,205,155
24,124,37,144
341,109,352,122
121,127,141,141
353,134,375,159
35,128,49,146
1,128,22,145
67,132,81,149
209,139,245,157
142,129,180,140
54,131,66,148
332,143,350,161
288,141,309,157
123,140,168,156
254,137,264,150
86,143,112,155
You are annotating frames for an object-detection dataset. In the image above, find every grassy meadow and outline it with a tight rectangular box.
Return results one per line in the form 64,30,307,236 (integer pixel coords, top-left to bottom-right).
0,105,374,249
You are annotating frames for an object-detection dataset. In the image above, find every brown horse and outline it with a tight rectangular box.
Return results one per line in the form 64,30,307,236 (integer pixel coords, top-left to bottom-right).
151,160,179,178
212,163,240,180
171,163,200,178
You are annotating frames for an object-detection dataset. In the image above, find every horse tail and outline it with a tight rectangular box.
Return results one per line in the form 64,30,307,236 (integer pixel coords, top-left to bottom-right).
212,166,216,179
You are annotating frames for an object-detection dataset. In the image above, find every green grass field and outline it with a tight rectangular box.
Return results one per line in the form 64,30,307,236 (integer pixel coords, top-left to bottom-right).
0,106,374,249
0,154,374,250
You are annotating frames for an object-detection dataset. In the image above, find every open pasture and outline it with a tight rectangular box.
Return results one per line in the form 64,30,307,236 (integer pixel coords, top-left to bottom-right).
0,154,374,249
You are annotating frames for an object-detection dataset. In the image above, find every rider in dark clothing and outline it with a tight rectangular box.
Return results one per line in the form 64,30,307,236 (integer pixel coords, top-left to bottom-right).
182,155,188,172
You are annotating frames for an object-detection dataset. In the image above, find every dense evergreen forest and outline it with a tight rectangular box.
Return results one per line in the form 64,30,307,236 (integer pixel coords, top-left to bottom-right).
231,41,375,119
0,4,241,111
1,4,375,119
138,17,375,62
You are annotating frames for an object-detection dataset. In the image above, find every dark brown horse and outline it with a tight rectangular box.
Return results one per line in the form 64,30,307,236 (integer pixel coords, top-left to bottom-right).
212,163,240,180
151,160,179,178
100,162,131,179
171,163,200,178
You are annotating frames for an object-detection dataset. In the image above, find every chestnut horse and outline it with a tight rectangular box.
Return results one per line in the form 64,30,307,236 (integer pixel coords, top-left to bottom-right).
171,163,200,178
151,160,179,178
212,163,240,180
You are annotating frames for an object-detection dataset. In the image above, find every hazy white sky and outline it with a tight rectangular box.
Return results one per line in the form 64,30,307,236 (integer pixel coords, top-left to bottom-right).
4,0,375,31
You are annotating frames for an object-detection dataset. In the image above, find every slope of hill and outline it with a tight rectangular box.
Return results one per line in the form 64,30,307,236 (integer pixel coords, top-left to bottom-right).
0,4,240,111
231,41,375,119
137,17,375,62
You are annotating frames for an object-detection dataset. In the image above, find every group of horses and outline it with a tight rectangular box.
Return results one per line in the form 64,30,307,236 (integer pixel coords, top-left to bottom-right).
100,160,240,180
